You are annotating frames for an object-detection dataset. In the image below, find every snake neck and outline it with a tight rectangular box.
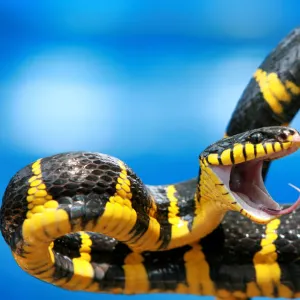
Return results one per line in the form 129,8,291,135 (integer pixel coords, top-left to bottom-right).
164,160,232,249
190,195,226,243
149,175,227,251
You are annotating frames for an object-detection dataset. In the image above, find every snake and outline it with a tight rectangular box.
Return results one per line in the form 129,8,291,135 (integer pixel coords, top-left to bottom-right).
2,28,300,299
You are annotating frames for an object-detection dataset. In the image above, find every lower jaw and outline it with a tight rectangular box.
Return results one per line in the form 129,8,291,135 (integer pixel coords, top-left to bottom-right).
230,192,276,223
231,189,300,223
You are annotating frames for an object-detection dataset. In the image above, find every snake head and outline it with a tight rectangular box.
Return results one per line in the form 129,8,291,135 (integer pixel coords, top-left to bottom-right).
200,126,300,224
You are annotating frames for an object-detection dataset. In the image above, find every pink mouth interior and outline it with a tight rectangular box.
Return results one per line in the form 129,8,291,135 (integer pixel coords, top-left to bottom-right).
210,139,300,220
229,160,300,216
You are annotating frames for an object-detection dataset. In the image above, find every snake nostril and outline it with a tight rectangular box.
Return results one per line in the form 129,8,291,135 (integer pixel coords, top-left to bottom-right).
289,129,296,135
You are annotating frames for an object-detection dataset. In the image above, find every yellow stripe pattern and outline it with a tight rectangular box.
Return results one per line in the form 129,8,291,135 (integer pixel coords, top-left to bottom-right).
253,218,293,298
94,160,161,251
123,252,149,294
167,185,190,249
94,160,136,241
14,159,71,285
26,159,58,218
184,243,215,295
13,159,100,292
64,232,97,291
254,69,300,115
205,141,292,168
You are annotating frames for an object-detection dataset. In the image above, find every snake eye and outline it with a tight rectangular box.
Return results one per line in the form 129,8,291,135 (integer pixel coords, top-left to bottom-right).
277,132,288,142
248,132,264,144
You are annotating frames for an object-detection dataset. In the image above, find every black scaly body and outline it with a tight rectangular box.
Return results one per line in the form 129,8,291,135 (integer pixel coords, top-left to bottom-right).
2,28,300,299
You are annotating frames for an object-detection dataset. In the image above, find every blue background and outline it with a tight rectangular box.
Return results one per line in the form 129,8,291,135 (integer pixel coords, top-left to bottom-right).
1,1,300,300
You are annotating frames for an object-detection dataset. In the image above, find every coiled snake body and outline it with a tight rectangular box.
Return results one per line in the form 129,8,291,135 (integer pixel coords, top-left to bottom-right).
2,28,300,299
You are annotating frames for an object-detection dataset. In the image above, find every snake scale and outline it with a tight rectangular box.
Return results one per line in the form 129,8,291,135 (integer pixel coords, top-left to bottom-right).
2,27,300,299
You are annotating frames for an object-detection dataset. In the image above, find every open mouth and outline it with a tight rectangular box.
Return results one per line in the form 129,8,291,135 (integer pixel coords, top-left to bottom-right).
210,133,300,222
229,158,300,219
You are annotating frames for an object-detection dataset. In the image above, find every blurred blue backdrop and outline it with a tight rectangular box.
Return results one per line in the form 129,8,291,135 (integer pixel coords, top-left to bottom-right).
1,1,300,300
